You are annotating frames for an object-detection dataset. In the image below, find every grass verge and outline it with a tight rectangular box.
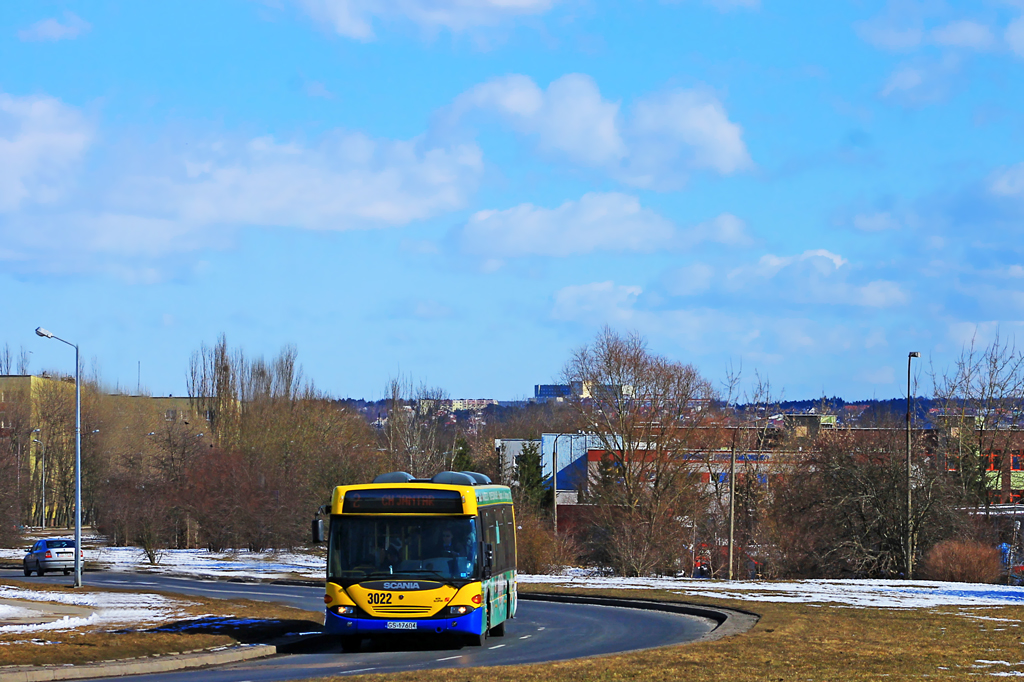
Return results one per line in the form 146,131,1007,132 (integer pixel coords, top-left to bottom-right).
0,578,321,668
310,583,1024,681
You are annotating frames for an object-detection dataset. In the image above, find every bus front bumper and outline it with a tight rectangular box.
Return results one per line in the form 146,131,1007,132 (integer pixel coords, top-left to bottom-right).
324,607,484,636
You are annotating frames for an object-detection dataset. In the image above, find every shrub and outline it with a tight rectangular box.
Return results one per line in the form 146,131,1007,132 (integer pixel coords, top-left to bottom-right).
921,540,1002,584
515,514,557,574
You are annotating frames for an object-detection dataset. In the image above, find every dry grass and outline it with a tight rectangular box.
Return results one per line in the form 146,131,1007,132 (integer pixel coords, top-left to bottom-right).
0,578,321,667
309,583,1024,682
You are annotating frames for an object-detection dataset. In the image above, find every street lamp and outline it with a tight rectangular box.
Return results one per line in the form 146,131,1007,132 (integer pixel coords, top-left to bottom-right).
32,438,45,529
35,326,82,588
552,435,562,537
906,351,921,580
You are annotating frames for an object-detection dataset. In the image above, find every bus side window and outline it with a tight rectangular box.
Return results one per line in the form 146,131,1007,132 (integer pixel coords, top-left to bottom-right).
508,506,517,568
495,505,509,573
480,508,495,562
503,505,516,570
493,507,504,573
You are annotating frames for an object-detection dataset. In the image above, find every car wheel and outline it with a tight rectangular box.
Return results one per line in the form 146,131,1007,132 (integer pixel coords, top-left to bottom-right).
23,563,31,577
63,569,71,576
37,567,45,576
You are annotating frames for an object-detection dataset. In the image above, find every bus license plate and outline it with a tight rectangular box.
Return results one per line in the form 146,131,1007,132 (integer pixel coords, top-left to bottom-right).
386,621,417,630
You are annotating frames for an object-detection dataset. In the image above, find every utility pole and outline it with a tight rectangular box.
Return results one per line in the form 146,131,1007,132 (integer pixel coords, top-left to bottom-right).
906,351,920,580
728,440,736,580
32,438,45,528
552,436,559,537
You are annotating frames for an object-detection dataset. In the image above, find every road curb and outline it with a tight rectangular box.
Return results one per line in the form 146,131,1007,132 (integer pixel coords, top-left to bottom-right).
517,591,759,642
0,644,276,682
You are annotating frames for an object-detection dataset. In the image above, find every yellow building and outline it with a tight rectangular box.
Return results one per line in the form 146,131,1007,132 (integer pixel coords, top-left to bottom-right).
0,374,207,527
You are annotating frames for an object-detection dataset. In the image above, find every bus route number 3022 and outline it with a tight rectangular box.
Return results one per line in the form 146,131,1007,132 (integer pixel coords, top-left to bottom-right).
367,592,393,604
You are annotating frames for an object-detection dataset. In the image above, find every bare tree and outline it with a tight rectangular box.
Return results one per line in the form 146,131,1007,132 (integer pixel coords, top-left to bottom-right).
933,332,1024,507
562,327,716,576
0,344,11,375
381,375,452,478
768,424,962,578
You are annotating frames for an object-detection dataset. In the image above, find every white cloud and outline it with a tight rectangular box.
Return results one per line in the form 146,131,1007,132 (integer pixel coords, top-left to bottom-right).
864,366,895,384
114,132,483,231
929,20,995,50
855,11,924,52
624,89,752,186
18,12,91,42
461,192,672,257
724,249,909,308
739,249,848,280
662,263,715,296
879,55,960,105
857,280,908,307
853,212,902,231
991,163,1024,196
294,0,556,40
1006,16,1024,58
454,74,626,167
0,91,484,276
881,65,925,96
551,281,642,323
459,192,751,258
452,74,751,188
0,93,93,211
865,328,888,348
685,213,753,247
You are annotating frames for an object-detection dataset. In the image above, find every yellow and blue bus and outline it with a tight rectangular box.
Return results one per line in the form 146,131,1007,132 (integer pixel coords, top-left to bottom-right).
316,470,517,649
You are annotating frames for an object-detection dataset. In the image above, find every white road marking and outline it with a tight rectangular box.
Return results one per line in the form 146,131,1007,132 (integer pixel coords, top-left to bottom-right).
519,635,532,639
341,668,376,675
436,655,463,661
537,627,545,631
488,644,506,650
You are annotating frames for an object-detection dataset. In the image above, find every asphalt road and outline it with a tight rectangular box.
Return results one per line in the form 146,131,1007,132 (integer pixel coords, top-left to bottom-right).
1,570,717,681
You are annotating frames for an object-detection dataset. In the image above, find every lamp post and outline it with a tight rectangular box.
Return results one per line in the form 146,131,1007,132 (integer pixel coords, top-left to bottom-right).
35,327,82,588
32,438,45,529
906,351,920,580
552,435,562,538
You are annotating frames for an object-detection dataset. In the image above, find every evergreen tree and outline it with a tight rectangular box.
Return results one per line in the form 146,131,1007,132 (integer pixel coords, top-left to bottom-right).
515,441,545,511
452,435,474,472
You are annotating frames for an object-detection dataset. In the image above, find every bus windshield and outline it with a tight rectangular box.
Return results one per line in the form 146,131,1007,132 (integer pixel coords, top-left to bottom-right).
329,516,478,584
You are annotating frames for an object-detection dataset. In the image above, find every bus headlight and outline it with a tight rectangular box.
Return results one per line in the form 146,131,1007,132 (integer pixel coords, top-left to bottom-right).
448,605,474,616
330,606,356,615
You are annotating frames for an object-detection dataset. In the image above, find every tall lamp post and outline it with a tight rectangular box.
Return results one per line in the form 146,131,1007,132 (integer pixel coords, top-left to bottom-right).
35,327,82,588
552,435,562,537
32,438,45,529
906,351,920,580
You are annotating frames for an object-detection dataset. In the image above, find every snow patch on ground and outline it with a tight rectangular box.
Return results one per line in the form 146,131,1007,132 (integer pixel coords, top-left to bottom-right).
1,545,326,580
0,585,190,634
518,572,1024,609
0,604,35,619
12,541,1024,613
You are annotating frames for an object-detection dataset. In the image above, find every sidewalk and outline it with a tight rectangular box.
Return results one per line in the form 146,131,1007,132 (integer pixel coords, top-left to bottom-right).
0,598,94,627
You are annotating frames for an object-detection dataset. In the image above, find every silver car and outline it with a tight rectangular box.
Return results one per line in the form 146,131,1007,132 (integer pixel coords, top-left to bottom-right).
23,538,81,576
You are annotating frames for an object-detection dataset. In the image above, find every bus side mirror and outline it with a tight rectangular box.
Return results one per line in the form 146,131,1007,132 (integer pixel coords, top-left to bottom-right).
312,518,325,544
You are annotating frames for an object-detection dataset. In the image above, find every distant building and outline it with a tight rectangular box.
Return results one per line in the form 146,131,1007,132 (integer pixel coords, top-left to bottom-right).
494,438,541,483
533,384,575,403
451,398,498,411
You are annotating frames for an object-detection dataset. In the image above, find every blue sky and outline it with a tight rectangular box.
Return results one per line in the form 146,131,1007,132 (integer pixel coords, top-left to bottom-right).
4,0,1024,401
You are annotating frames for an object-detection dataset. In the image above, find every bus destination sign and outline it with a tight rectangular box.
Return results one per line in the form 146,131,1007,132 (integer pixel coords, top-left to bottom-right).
343,488,464,514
